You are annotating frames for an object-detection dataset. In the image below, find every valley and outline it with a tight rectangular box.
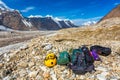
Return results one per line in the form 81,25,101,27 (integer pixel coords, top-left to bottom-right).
0,30,56,47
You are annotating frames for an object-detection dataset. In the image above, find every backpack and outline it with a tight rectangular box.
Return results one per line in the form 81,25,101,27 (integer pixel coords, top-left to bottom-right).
57,51,70,65
69,46,95,74
44,53,57,68
90,45,111,56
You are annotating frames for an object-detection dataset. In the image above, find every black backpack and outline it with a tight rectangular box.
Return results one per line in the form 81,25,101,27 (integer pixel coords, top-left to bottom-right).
81,46,94,65
90,45,111,56
68,46,95,74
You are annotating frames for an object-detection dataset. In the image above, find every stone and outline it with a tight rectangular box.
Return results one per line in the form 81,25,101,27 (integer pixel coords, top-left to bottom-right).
9,52,18,61
18,62,28,68
0,63,3,68
95,66,108,72
3,76,12,80
43,72,50,78
79,75,85,79
96,72,109,80
36,75,43,80
19,69,27,77
20,45,28,50
50,71,57,80
43,44,53,51
96,74,106,80
28,62,35,67
110,79,118,80
1,69,12,78
40,66,47,72
32,50,35,54
29,71,38,78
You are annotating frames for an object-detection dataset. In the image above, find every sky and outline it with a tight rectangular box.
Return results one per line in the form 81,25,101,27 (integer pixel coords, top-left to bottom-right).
1,0,120,25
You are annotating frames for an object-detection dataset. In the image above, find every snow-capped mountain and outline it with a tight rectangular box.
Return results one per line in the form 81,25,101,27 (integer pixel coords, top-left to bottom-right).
0,1,76,31
27,16,76,30
0,0,13,11
82,21,96,26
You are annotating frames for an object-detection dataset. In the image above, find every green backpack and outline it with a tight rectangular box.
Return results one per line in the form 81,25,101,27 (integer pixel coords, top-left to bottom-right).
71,49,83,64
57,51,70,65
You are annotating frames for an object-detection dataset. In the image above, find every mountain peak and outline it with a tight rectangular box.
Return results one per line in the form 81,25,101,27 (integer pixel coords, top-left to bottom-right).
99,4,120,22
0,0,13,11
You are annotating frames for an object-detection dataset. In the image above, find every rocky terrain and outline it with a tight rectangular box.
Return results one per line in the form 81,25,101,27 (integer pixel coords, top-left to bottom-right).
0,2,120,80
0,23,120,80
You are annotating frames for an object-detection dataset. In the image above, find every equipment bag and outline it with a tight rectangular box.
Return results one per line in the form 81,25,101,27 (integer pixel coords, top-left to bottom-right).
69,46,95,74
44,53,57,68
57,51,70,65
90,45,111,56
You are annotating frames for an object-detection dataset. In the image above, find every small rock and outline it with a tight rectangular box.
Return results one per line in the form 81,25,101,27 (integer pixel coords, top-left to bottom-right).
110,79,118,80
0,63,3,68
43,72,50,78
70,74,76,79
43,44,53,51
96,72,109,80
97,74,106,80
9,52,17,61
79,75,85,79
36,75,43,80
1,69,12,78
28,62,35,67
3,76,12,80
40,66,47,72
32,50,35,54
29,71,38,78
20,45,28,50
95,66,108,72
18,62,28,68
19,69,27,77
50,71,57,80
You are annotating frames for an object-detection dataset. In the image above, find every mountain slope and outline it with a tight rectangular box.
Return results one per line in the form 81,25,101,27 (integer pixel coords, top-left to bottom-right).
99,4,120,22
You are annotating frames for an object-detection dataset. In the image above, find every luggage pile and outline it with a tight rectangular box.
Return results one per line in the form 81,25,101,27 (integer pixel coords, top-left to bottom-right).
44,45,111,74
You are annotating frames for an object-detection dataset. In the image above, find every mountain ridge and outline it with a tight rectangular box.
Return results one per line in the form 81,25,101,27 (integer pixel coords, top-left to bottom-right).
0,3,76,31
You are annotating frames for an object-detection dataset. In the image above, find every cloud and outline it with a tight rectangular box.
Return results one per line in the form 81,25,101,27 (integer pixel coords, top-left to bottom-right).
82,21,97,26
0,0,13,10
21,7,35,12
72,16,102,26
114,3,119,6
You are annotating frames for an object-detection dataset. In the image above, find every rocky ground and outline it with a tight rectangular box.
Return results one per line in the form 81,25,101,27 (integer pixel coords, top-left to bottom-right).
0,25,120,80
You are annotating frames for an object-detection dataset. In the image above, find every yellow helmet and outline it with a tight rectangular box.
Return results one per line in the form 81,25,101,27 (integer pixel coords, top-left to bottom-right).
44,53,57,67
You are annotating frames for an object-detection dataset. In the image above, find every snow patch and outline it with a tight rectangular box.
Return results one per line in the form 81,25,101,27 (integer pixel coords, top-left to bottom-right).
22,19,32,27
29,15,42,18
0,0,14,11
64,21,71,27
0,25,13,31
53,18,62,28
